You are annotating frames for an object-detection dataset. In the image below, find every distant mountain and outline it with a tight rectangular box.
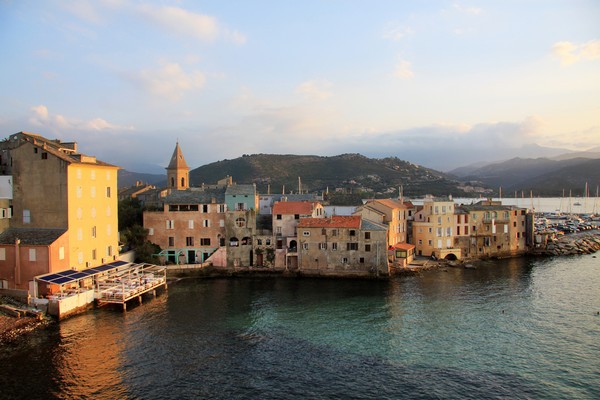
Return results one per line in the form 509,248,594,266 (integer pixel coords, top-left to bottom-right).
453,156,600,196
118,169,165,189
550,149,600,161
189,153,479,197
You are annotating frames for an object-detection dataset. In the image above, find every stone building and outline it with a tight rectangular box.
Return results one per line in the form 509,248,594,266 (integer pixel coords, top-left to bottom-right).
297,215,388,277
143,188,227,264
272,200,324,270
455,200,533,259
224,184,258,268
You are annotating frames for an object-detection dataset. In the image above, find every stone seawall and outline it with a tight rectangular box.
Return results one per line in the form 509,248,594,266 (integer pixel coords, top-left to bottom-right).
535,232,600,256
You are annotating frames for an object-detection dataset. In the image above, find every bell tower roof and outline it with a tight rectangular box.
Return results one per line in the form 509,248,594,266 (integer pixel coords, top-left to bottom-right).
167,142,189,170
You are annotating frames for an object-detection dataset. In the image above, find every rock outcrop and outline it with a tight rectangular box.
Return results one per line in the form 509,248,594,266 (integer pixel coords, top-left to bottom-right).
536,233,600,256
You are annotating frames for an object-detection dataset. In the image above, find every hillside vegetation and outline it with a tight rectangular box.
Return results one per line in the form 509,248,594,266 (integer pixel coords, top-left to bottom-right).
189,153,477,198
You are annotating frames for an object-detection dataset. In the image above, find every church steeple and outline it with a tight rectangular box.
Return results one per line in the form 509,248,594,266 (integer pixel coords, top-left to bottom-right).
166,142,189,190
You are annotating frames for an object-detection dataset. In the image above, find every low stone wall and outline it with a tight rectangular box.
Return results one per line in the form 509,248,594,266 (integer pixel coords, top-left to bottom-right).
535,232,600,256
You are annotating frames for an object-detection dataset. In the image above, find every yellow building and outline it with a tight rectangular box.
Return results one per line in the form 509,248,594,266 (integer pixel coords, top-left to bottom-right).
355,198,408,247
0,132,120,271
412,195,461,260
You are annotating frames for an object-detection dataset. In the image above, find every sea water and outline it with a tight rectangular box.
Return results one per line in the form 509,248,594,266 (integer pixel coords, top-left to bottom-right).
1,255,599,399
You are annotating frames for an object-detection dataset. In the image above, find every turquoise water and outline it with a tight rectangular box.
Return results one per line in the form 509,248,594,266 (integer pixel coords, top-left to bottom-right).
1,255,599,399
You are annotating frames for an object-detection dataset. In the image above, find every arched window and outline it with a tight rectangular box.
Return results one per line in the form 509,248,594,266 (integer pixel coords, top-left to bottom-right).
236,217,246,228
230,237,239,247
241,236,251,245
171,177,175,187
181,177,185,187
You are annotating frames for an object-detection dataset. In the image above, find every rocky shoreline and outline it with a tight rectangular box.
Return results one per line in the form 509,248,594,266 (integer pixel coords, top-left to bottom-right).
535,232,600,257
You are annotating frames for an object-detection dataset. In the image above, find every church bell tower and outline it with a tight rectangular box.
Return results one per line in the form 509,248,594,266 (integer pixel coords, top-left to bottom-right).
166,142,189,190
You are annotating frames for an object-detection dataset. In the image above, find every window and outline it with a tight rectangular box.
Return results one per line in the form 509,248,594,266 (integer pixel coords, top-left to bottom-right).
220,219,225,227
91,226,97,238
436,228,442,237
106,187,111,197
257,239,262,245
342,257,348,264
188,220,194,229
23,209,31,224
149,228,154,236
203,205,209,213
276,214,282,220
504,225,508,234
294,214,299,220
0,248,5,260
303,231,310,236
41,152,48,159
365,244,371,252
332,229,337,236
230,237,239,247
303,243,308,250
201,238,211,246
418,239,423,245
186,237,194,246
321,228,326,235
237,203,245,211
219,205,226,213
364,232,371,240
332,242,338,251
107,246,113,257
319,243,327,250
349,230,356,236
59,247,65,260
428,240,433,245
235,217,245,228
166,220,174,229
29,248,37,262
277,239,283,249
203,220,210,228
266,239,271,245
91,186,96,198
168,237,175,247
276,227,282,234
92,249,97,260
347,243,358,251
359,257,365,263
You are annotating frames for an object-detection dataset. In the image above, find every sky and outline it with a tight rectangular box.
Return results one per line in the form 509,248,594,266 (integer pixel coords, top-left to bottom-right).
1,0,599,173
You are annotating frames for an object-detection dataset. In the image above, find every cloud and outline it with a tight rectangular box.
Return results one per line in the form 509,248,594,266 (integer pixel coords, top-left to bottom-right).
393,59,414,79
552,39,600,66
382,24,414,41
452,3,482,15
135,4,246,44
295,80,333,101
128,62,206,101
28,105,133,132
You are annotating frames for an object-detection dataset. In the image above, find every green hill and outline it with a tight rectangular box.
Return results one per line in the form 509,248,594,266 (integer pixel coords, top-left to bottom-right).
189,153,478,198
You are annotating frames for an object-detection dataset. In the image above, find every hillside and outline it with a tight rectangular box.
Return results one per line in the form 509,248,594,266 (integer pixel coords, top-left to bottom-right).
189,153,478,197
453,157,600,196
118,169,165,189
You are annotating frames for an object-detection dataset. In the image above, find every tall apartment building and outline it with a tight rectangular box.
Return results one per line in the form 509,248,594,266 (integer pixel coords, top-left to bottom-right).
0,132,119,291
412,196,461,259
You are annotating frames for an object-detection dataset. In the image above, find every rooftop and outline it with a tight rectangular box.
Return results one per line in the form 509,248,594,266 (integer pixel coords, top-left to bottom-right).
164,188,225,204
273,201,320,215
0,228,67,245
298,215,361,229
226,184,256,196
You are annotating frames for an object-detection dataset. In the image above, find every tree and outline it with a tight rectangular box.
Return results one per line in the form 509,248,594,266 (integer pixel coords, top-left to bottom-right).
118,197,143,231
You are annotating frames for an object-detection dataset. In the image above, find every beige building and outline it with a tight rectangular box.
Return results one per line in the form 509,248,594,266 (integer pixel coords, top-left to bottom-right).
412,196,461,259
455,200,532,259
355,198,408,247
272,201,324,270
297,215,388,277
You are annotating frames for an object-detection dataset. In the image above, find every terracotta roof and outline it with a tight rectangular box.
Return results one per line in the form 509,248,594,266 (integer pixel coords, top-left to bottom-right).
372,198,406,209
393,243,415,250
298,215,361,229
272,201,319,215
